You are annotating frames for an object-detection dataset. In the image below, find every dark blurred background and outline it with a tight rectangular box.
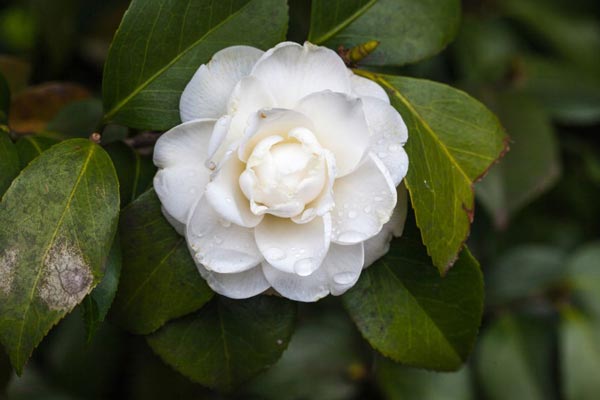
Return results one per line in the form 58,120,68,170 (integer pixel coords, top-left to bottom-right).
1,0,600,399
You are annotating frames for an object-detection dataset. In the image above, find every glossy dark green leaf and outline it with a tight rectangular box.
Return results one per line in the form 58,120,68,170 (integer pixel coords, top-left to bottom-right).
342,218,483,371
476,91,561,227
476,314,557,400
375,355,474,400
486,245,567,306
322,0,461,66
364,73,507,272
518,56,600,125
0,139,119,374
82,236,122,342
104,141,155,207
566,242,600,321
308,0,376,44
245,307,364,400
0,129,20,198
147,295,297,391
102,0,289,130
110,189,213,334
560,307,600,400
14,136,59,168
45,99,103,138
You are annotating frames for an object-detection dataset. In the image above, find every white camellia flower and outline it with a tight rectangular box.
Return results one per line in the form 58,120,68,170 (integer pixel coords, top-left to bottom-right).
153,42,409,302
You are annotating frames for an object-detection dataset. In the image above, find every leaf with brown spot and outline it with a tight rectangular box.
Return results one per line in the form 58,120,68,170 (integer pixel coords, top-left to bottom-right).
0,139,119,374
9,83,90,134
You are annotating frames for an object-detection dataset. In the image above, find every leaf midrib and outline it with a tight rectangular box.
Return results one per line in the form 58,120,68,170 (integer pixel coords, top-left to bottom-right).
15,143,95,369
309,0,377,44
103,0,255,121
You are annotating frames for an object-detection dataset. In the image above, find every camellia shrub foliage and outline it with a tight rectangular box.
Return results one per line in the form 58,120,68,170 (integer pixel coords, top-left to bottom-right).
0,0,599,399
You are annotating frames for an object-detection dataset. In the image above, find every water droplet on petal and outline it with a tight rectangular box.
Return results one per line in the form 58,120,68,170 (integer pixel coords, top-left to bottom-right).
219,218,231,228
265,247,286,261
294,258,315,276
337,231,367,243
374,196,383,202
333,272,356,285
378,152,388,159
206,161,216,170
214,236,223,245
364,206,372,213
348,211,357,219
389,144,399,152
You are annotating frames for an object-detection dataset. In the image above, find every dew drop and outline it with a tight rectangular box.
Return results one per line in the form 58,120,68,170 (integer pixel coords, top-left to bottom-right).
374,196,383,202
294,258,315,276
348,211,357,219
265,247,286,261
219,218,231,228
364,205,372,213
333,272,356,285
214,236,224,245
377,152,388,159
206,161,216,170
389,144,399,152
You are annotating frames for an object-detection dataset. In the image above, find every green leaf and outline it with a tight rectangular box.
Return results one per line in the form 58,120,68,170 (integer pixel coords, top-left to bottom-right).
321,0,461,66
342,218,484,371
14,136,60,168
0,129,20,198
560,307,600,400
308,0,376,44
104,141,155,208
375,355,474,400
102,0,289,130
245,306,364,400
45,99,103,138
110,189,213,335
476,314,557,400
0,138,120,374
566,242,600,322
147,295,297,391
518,56,600,125
363,73,507,272
486,245,567,306
0,348,10,395
500,0,600,72
82,236,122,342
476,91,561,227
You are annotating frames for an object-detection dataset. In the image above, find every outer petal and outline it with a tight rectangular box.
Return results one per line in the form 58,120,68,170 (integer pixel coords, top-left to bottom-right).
295,91,370,176
331,153,397,244
250,42,351,108
363,184,408,268
161,206,185,235
204,154,263,228
350,73,390,103
362,96,409,185
254,214,331,276
180,46,263,122
186,197,262,273
262,243,364,302
153,120,214,223
197,264,270,299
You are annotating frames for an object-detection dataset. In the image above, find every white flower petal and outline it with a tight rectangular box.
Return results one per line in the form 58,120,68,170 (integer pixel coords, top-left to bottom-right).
363,96,409,185
152,120,214,224
187,197,262,273
250,42,351,108
254,214,331,275
262,243,364,302
363,184,408,268
205,155,263,228
161,206,186,235
331,153,397,244
180,46,263,121
295,91,370,176
197,264,270,299
350,73,390,103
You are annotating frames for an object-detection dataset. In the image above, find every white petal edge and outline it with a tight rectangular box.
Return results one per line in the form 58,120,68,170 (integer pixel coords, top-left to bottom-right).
204,154,263,228
152,120,215,224
294,91,370,177
350,72,390,104
262,242,364,302
363,184,408,268
331,153,397,244
180,46,263,122
254,214,331,275
250,42,351,108
186,197,262,274
197,264,270,299
161,206,186,235
362,96,409,185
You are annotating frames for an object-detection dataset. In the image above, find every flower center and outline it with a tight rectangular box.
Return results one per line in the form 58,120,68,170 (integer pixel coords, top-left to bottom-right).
239,128,328,218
